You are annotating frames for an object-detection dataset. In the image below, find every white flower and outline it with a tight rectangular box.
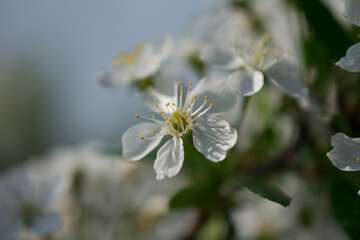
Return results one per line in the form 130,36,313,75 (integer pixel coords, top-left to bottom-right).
122,77,237,180
336,0,360,72
0,168,61,240
327,132,360,171
200,34,308,98
98,36,174,89
327,132,360,196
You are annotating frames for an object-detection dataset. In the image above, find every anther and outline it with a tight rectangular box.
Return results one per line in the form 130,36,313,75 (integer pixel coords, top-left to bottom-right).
136,114,139,118
193,96,196,100
210,103,214,107
356,17,359,20
140,136,144,140
166,103,170,107
178,109,182,112
155,104,159,108
166,122,170,125
150,93,154,97
188,105,191,108
172,103,175,106
357,158,360,162
275,56,279,60
152,130,157,133
178,81,182,86
205,96,209,99
174,131,178,135
165,117,168,120
160,111,164,115
112,59,120,66
152,115,155,119
189,82,193,86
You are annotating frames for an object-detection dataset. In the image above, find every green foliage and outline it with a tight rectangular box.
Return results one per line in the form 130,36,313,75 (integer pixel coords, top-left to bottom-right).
231,175,292,207
330,171,360,240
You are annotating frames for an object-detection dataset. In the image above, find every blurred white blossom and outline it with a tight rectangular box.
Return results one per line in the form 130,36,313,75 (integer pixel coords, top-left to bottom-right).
98,36,174,90
201,34,308,98
336,0,360,72
0,167,61,240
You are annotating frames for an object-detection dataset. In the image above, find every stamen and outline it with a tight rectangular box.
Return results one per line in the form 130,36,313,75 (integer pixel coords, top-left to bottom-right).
191,96,208,116
179,81,183,108
152,130,157,133
356,17,359,20
140,136,144,140
357,158,360,162
255,33,269,64
136,114,166,125
155,104,159,108
193,103,214,121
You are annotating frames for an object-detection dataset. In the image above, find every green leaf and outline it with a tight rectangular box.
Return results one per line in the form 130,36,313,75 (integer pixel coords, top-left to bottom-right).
169,184,214,210
298,0,351,59
330,171,360,240
231,175,292,207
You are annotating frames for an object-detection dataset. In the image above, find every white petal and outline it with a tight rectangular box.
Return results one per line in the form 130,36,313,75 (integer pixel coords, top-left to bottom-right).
200,44,244,69
342,0,360,27
155,36,174,61
122,123,164,161
0,215,22,240
336,43,360,72
154,137,184,180
327,132,360,171
30,213,61,236
143,87,176,114
193,116,237,162
228,69,264,96
134,37,174,79
190,77,237,115
97,68,131,87
265,60,308,98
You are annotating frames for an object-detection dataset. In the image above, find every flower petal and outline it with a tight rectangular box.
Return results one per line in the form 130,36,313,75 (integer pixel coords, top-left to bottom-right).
200,45,244,69
190,77,236,115
342,0,360,27
154,137,184,180
122,123,164,161
335,43,360,72
98,68,131,87
0,215,22,240
193,116,237,162
228,69,264,96
30,213,61,236
327,132,360,171
135,37,174,79
265,60,308,98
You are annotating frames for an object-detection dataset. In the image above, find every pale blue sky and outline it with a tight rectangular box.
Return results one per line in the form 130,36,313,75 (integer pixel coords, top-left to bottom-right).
0,0,217,146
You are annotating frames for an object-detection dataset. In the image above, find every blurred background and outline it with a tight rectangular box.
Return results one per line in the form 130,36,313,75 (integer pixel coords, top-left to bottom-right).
0,0,216,169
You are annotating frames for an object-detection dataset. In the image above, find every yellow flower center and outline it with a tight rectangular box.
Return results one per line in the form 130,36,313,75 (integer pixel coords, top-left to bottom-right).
113,43,146,66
